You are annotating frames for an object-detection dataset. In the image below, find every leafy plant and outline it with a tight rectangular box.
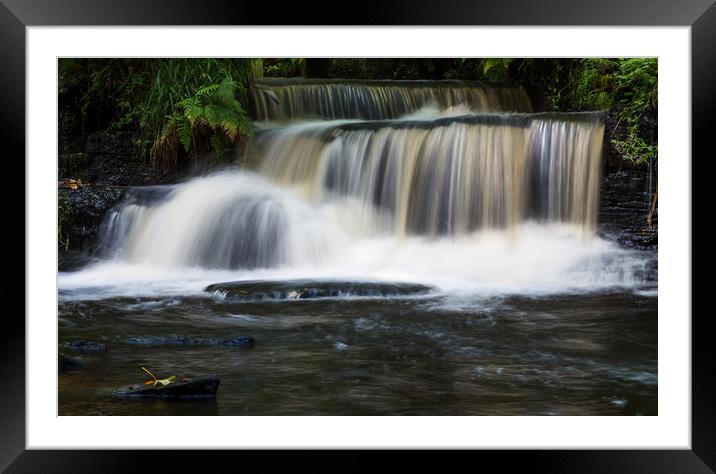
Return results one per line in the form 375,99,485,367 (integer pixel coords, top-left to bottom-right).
151,76,254,170
58,58,256,171
610,58,658,165
264,58,305,77
482,59,513,81
569,58,619,110
536,58,658,163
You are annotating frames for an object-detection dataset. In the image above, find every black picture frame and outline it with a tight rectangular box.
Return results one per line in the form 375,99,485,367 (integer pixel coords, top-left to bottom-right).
4,0,711,471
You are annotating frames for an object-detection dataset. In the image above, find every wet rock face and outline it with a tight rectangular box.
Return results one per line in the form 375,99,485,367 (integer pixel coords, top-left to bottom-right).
205,279,435,301
60,130,179,187
112,375,220,399
598,166,657,250
58,186,124,270
58,152,92,179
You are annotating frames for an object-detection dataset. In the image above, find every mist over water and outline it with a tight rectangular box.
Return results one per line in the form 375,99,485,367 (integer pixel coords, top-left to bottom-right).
60,222,652,301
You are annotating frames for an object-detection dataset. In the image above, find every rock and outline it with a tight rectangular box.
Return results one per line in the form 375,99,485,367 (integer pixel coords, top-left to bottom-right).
58,186,125,270
83,130,174,186
205,279,434,301
58,352,87,373
58,152,92,180
222,337,256,347
598,167,657,250
62,129,179,186
64,340,107,352
602,227,658,251
126,335,255,348
112,375,220,399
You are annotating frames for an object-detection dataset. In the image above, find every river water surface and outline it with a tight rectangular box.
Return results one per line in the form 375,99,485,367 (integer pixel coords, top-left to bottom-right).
59,246,657,416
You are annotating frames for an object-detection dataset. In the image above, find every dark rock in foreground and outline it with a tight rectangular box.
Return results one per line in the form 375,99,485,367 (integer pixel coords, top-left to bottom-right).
112,375,220,399
205,279,435,301
64,340,107,352
59,352,87,373
127,335,255,348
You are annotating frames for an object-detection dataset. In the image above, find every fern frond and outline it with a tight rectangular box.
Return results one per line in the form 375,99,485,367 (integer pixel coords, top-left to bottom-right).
195,83,220,97
178,118,193,153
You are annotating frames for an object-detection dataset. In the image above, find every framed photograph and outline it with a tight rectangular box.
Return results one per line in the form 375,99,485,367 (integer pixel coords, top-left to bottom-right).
6,0,711,471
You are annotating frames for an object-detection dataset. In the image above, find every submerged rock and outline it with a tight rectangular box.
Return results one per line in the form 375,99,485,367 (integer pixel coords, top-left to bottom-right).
64,340,107,352
126,335,255,348
112,375,220,399
58,352,87,373
205,279,434,301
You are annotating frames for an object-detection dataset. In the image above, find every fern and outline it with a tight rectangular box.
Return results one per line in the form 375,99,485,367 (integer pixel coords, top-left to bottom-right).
564,58,657,165
482,58,513,81
152,75,254,170
177,117,193,153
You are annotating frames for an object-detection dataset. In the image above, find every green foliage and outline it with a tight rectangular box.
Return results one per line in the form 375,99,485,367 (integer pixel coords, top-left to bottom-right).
511,59,580,111
59,59,152,133
137,59,254,169
569,58,619,110
613,60,658,161
264,58,305,77
482,59,514,81
443,57,657,164
570,58,657,164
59,57,658,167
443,58,511,81
58,58,255,170
152,76,254,170
302,59,452,80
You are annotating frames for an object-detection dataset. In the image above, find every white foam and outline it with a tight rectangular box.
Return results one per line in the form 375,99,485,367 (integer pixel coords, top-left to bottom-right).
59,219,653,301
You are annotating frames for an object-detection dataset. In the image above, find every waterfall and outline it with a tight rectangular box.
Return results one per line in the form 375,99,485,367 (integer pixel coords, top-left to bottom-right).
75,78,652,294
97,111,607,272
252,113,604,236
249,78,532,121
97,172,343,269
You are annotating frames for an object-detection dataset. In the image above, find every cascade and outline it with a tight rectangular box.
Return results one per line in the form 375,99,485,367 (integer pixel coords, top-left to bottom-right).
93,79,629,284
249,78,532,121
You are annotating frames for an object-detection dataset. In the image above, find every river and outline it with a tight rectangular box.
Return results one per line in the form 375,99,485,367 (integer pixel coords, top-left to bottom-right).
58,78,657,416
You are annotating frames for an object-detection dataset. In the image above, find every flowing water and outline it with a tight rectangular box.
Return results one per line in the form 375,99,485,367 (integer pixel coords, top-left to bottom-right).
58,79,657,416
249,78,532,121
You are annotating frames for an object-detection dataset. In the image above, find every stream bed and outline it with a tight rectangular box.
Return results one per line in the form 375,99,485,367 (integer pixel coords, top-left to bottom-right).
59,280,657,416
